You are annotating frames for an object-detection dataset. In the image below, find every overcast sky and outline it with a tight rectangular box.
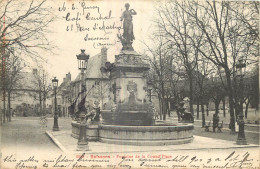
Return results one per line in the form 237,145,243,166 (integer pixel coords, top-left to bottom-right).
33,0,156,83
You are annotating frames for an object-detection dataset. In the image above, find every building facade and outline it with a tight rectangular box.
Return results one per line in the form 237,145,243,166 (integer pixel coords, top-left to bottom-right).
2,69,52,116
57,48,110,117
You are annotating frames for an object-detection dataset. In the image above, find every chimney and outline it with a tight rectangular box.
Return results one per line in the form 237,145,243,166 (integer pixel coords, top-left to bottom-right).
32,69,37,75
101,47,107,67
63,78,66,83
66,72,71,81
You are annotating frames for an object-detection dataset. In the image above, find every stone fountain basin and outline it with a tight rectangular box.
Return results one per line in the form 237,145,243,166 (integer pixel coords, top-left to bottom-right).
98,124,194,146
71,121,194,146
101,110,154,126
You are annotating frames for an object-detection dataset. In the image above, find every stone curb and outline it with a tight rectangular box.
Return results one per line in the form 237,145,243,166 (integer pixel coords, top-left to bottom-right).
46,130,259,154
45,130,69,154
80,145,260,154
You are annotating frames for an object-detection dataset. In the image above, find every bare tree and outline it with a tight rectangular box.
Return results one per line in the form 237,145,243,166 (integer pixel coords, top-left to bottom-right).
168,58,183,119
155,0,207,115
0,0,56,123
143,29,173,120
195,58,215,127
0,49,23,122
0,0,56,61
229,1,259,58
242,66,259,118
30,69,51,116
5,51,23,121
175,0,259,133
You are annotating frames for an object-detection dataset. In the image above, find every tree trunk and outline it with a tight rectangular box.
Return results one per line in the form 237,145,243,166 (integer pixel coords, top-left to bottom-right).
39,92,42,116
43,91,47,116
206,103,209,116
43,100,46,116
201,102,205,127
162,99,166,120
0,107,2,125
245,101,249,119
225,70,236,133
8,91,11,122
3,91,6,123
234,103,239,122
176,107,180,121
240,100,244,118
215,100,220,115
223,98,226,117
189,78,194,115
197,99,199,119
234,90,239,121
2,57,6,124
159,97,162,120
233,79,239,119
167,100,171,117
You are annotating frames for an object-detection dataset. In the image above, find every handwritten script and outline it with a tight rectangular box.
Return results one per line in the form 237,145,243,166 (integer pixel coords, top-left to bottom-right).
2,151,259,169
58,1,121,48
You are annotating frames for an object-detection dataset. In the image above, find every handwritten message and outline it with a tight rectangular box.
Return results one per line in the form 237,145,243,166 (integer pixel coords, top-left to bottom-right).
2,151,259,169
58,1,121,49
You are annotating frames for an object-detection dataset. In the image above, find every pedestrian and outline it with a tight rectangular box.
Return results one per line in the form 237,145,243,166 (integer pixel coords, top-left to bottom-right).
152,106,159,120
213,114,219,132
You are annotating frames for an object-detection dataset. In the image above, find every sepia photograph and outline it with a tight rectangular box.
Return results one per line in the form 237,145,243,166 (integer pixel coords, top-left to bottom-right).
0,0,259,168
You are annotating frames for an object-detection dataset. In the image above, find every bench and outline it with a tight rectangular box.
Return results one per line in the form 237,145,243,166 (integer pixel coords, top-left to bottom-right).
204,120,211,132
205,120,223,132
217,121,223,133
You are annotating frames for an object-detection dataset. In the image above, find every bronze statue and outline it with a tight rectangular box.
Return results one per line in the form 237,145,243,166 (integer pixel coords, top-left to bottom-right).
69,85,86,120
118,3,137,51
85,101,101,121
75,95,87,120
177,101,194,123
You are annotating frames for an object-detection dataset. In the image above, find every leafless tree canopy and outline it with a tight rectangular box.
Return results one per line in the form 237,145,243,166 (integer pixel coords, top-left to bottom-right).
144,0,259,128
0,0,56,62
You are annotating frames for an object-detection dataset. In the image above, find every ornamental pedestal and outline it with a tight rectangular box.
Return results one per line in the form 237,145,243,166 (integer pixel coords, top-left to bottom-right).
102,50,154,126
71,121,100,141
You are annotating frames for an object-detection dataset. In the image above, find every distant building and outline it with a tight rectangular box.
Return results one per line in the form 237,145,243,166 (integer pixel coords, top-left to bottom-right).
52,72,72,117
3,69,51,116
57,47,110,117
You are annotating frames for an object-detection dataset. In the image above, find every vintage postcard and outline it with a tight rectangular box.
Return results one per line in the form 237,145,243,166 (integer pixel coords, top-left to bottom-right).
0,0,259,168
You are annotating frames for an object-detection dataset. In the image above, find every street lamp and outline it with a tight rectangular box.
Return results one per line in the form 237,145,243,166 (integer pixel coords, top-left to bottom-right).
77,49,90,98
236,59,247,145
52,77,59,131
76,49,90,151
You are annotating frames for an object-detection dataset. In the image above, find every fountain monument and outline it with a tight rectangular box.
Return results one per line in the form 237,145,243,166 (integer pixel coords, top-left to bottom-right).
71,3,194,146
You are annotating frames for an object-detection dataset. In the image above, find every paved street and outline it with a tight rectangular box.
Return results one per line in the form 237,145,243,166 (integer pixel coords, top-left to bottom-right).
167,110,259,145
1,116,61,154
1,113,259,154
192,122,259,145
1,115,259,169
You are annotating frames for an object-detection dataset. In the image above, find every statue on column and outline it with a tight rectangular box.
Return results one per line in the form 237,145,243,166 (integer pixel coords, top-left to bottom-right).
117,3,137,51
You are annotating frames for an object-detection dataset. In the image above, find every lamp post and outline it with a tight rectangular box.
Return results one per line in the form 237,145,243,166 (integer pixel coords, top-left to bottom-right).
218,66,226,118
52,77,59,131
236,59,247,145
76,49,90,151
